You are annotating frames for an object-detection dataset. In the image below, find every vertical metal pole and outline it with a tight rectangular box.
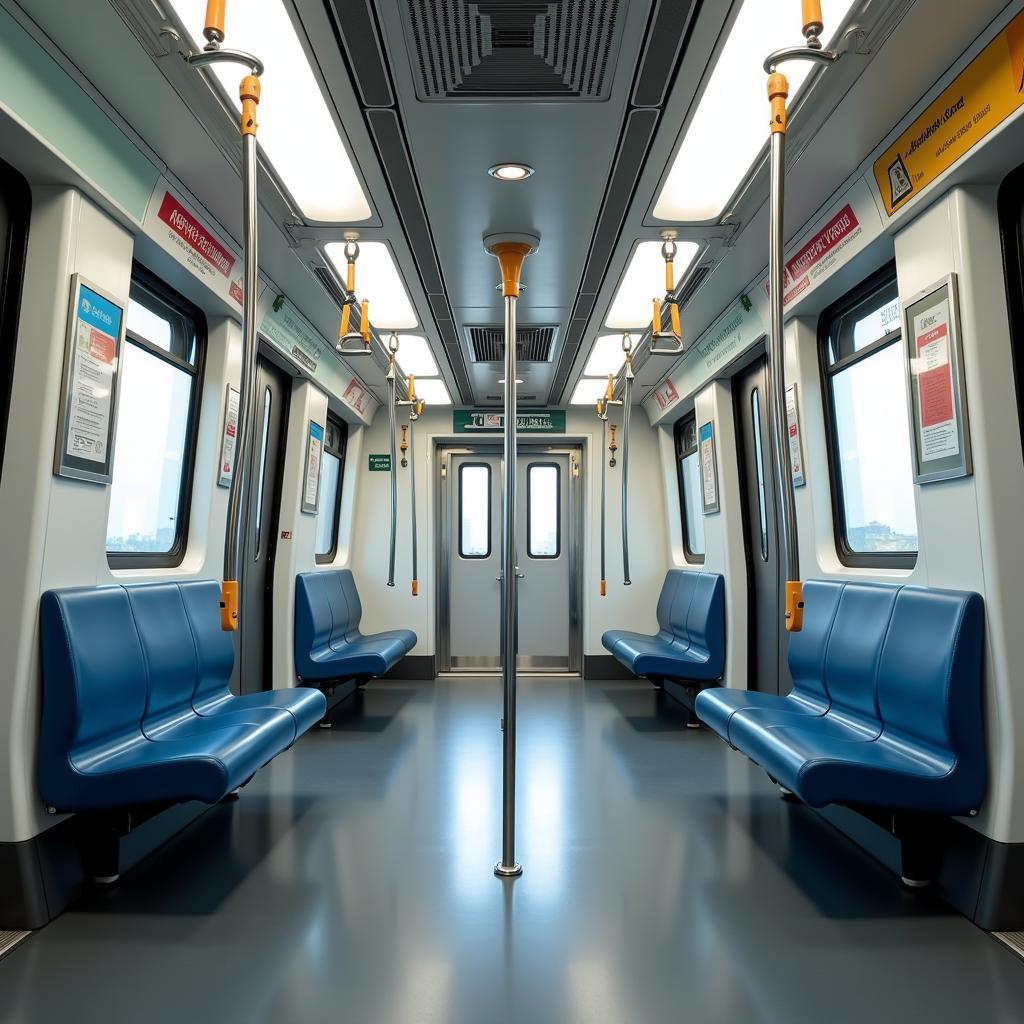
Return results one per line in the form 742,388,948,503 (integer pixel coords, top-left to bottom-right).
767,129,800,586
496,292,522,877
223,129,259,634
620,360,633,587
599,414,607,595
387,364,398,588
408,412,419,594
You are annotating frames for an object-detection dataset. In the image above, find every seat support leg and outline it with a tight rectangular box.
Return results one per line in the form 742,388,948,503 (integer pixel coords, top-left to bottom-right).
892,813,942,888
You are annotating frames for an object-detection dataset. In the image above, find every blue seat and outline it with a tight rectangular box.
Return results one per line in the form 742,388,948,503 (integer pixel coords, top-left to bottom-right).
39,582,326,814
294,570,417,683
601,570,725,684
695,581,985,816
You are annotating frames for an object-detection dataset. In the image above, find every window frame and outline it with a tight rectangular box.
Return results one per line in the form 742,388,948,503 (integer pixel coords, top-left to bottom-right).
997,161,1024,458
458,461,491,559
314,412,349,564
673,413,705,564
107,263,206,570
817,261,917,570
526,461,561,559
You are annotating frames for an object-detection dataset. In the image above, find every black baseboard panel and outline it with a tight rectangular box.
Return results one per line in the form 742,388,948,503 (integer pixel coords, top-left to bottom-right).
584,655,637,680
383,655,436,681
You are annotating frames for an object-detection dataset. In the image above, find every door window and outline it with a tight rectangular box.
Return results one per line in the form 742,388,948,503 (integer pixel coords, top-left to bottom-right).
674,415,705,560
459,463,491,558
527,463,560,558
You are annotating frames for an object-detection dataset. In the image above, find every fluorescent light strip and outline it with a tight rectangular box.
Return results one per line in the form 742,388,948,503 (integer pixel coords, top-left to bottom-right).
169,0,371,222
653,0,856,222
324,241,418,330
605,240,699,330
584,334,628,377
395,335,439,377
414,379,451,405
570,378,609,406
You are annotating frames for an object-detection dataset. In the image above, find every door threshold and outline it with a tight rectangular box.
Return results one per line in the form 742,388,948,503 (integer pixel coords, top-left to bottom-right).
438,670,582,679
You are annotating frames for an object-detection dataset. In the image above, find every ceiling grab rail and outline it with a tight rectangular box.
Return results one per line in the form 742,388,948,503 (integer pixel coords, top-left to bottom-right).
763,0,841,632
485,231,540,881
336,236,373,357
397,370,426,597
184,1,263,632
620,333,634,586
650,231,684,356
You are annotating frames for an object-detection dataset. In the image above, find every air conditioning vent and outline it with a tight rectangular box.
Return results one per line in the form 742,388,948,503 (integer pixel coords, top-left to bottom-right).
403,0,622,101
468,325,557,363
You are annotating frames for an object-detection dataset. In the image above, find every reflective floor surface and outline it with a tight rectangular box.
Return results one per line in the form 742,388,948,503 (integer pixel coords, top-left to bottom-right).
1,677,1023,1023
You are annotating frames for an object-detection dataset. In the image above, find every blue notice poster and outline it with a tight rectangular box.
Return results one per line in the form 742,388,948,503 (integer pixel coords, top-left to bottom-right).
699,421,719,514
302,420,325,513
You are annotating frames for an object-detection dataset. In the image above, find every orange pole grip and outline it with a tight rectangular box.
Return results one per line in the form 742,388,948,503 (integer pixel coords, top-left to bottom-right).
346,262,355,293
802,0,823,36
490,242,533,298
665,260,674,294
239,75,260,138
416,399,424,416
412,580,419,597
652,298,662,332
768,72,789,135
205,0,226,40
669,303,681,339
359,300,370,341
785,580,805,632
600,579,607,597
339,304,351,339
220,579,238,632
604,374,614,401
408,374,416,401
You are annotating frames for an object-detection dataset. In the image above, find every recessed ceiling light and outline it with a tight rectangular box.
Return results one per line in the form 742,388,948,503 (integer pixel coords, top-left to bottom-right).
584,334,628,377
394,335,438,377
497,378,525,385
571,378,610,406
414,379,451,405
488,163,535,182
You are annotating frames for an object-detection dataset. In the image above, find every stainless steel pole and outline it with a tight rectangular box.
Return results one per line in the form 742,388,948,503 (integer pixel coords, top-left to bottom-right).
387,364,398,588
620,358,633,587
223,128,259,634
767,128,799,586
496,291,522,877
600,413,607,595
408,411,418,594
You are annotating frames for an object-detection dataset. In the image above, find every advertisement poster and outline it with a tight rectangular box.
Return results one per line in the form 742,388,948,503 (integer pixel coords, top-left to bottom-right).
55,277,125,484
699,421,719,514
786,385,806,488
302,421,324,513
218,385,240,488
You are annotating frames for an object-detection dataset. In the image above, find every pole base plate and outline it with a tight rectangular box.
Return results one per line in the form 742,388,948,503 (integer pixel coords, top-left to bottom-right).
494,861,523,878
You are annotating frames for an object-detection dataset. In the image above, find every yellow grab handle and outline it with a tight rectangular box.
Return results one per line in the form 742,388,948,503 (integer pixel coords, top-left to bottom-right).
596,398,604,417
802,0,823,36
412,580,419,597
346,261,355,293
416,399,424,416
339,303,351,339
600,579,607,597
359,300,370,342
665,259,674,294
204,0,226,40
220,580,238,632
768,72,789,135
669,302,681,339
408,374,416,401
785,580,804,632
604,374,614,401
652,298,662,332
239,75,260,138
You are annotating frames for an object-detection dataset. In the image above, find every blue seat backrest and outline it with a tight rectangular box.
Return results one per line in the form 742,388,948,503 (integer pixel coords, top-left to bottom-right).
685,573,724,657
788,580,844,702
296,572,335,654
823,582,899,721
179,581,235,704
324,572,354,643
655,572,680,634
125,583,199,725
338,571,363,637
877,586,984,754
40,588,148,756
669,572,697,638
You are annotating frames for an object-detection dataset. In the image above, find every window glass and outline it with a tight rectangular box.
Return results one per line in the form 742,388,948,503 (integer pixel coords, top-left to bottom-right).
315,415,348,562
675,414,705,560
253,387,272,552
821,269,918,562
750,389,769,561
459,463,490,558
106,274,203,561
528,463,559,558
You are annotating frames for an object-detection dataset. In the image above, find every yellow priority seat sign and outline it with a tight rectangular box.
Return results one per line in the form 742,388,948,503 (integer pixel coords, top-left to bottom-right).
873,11,1024,216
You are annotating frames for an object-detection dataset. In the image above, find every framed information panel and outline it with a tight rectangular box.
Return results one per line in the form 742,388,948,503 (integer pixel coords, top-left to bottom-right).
903,274,972,484
53,275,126,484
699,420,719,514
301,420,324,514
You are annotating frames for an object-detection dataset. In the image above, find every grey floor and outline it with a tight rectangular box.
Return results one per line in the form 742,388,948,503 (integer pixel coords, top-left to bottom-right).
1,677,1023,1023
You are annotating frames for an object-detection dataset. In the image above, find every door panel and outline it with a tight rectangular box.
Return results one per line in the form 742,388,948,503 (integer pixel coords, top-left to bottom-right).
240,355,291,693
733,355,788,694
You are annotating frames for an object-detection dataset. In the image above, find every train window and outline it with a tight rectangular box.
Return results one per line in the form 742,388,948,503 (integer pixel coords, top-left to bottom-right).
674,414,705,562
315,415,348,563
750,389,769,561
459,463,490,558
819,265,918,567
527,463,560,558
253,387,272,555
106,268,205,567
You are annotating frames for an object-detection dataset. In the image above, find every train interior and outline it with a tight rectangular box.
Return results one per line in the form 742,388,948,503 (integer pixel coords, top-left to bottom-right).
2,0,1024,1019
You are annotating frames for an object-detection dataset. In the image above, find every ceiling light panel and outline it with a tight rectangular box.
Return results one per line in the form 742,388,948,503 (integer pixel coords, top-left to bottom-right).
324,241,418,329
605,241,699,329
584,334,628,377
653,0,856,222
414,379,451,405
395,335,439,377
169,0,372,222
571,378,610,406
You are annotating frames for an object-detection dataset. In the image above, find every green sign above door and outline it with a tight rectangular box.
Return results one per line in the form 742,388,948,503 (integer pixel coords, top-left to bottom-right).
453,409,566,433
368,453,392,472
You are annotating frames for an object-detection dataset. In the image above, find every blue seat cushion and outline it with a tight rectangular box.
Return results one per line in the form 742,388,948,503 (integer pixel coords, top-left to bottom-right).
329,629,417,677
197,689,326,737
694,688,827,744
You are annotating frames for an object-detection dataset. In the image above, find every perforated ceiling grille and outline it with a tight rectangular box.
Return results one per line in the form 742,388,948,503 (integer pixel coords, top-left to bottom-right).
468,325,557,362
404,1,621,100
